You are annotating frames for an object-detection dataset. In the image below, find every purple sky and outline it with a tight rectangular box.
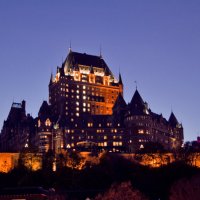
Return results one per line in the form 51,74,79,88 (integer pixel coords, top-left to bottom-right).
0,1,200,142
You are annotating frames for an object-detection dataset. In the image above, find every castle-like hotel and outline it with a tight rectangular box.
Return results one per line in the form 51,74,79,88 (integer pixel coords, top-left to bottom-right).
0,49,184,154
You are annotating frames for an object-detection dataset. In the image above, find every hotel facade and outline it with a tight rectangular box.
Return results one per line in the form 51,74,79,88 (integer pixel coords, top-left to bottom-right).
0,49,184,154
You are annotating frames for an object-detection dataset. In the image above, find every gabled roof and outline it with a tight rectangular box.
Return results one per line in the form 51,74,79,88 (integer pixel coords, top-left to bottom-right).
168,112,179,127
64,51,113,76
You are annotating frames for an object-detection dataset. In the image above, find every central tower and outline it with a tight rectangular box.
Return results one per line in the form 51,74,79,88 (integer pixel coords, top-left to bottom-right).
49,50,123,126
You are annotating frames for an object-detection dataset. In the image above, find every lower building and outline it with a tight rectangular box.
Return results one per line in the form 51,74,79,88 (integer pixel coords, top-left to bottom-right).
0,101,36,152
35,89,183,154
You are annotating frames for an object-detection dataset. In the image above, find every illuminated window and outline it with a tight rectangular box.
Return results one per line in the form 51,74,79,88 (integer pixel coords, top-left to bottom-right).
76,90,79,94
138,129,144,134
88,122,93,127
76,113,79,117
113,141,122,146
83,108,86,112
45,118,51,126
76,107,79,111
83,103,86,107
83,90,86,94
83,96,86,99
76,102,79,106
38,120,41,127
76,95,79,99
104,136,107,140
140,144,144,149
83,85,86,89
71,118,74,122
104,142,107,147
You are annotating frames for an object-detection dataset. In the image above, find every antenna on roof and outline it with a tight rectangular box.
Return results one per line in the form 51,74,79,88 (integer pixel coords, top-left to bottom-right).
100,44,102,58
134,81,137,90
69,40,72,52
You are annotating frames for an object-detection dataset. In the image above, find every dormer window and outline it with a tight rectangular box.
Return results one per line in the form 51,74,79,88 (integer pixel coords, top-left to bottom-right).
45,118,51,126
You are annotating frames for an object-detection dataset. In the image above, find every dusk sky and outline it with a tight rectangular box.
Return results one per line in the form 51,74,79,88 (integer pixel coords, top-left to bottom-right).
0,0,200,142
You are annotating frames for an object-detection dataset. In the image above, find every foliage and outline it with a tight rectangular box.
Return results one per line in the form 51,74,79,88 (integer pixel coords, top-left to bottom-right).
18,147,41,171
0,153,199,199
42,149,55,172
66,151,85,170
169,173,200,200
95,181,148,200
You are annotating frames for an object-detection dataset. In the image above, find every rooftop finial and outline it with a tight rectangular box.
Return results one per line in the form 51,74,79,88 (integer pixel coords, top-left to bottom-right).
134,80,138,90
69,41,72,52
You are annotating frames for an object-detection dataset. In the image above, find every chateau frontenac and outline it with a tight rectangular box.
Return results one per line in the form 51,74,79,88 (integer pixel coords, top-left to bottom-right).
0,49,184,154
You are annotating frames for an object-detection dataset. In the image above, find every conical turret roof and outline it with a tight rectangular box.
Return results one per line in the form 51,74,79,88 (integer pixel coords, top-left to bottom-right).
38,101,51,119
129,89,146,115
169,112,179,127
113,93,127,110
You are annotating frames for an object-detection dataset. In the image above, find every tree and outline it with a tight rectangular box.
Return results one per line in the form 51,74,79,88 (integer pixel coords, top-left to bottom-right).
66,151,84,170
42,149,55,172
94,181,148,200
169,173,200,200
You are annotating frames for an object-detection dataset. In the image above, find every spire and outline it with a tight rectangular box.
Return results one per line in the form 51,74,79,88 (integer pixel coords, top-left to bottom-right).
119,72,123,85
56,66,60,73
49,73,53,85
